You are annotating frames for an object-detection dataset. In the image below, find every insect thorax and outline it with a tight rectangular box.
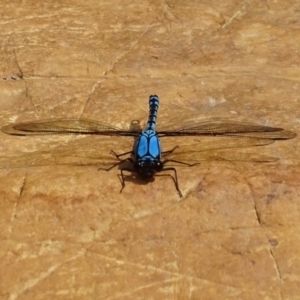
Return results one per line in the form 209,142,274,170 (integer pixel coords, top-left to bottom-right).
132,130,162,176
134,129,162,160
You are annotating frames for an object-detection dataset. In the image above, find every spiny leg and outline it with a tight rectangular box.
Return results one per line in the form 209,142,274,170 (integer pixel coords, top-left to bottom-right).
163,159,199,167
110,149,133,160
98,158,134,171
118,168,133,193
160,167,183,197
160,158,199,197
99,149,133,171
162,145,179,155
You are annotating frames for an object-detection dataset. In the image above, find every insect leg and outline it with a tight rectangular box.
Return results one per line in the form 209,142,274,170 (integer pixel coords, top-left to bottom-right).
119,168,134,193
98,158,134,171
162,145,179,155
162,159,199,167
160,167,183,197
110,149,133,159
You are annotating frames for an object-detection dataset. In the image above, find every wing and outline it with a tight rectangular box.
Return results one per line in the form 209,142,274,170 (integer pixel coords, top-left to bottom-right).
0,135,134,169
162,136,279,163
158,117,296,140
52,136,133,167
0,150,56,169
0,149,122,169
1,119,142,136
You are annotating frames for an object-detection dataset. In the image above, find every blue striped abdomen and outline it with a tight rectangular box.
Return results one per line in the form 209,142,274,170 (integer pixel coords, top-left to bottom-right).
146,95,159,131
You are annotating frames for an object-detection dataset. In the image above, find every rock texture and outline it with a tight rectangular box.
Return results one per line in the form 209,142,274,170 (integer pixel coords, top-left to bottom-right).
0,0,299,299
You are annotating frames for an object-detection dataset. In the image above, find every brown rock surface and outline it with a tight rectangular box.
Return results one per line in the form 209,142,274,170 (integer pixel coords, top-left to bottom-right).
0,0,299,299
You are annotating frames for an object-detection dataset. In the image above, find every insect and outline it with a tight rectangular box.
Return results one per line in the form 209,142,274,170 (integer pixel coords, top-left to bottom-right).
1,95,296,197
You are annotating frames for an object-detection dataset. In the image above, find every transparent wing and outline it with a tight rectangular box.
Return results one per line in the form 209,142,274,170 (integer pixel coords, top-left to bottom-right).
53,136,133,167
162,136,279,163
1,119,142,136
0,150,56,169
158,117,296,140
0,150,123,169
0,136,133,169
0,136,277,169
